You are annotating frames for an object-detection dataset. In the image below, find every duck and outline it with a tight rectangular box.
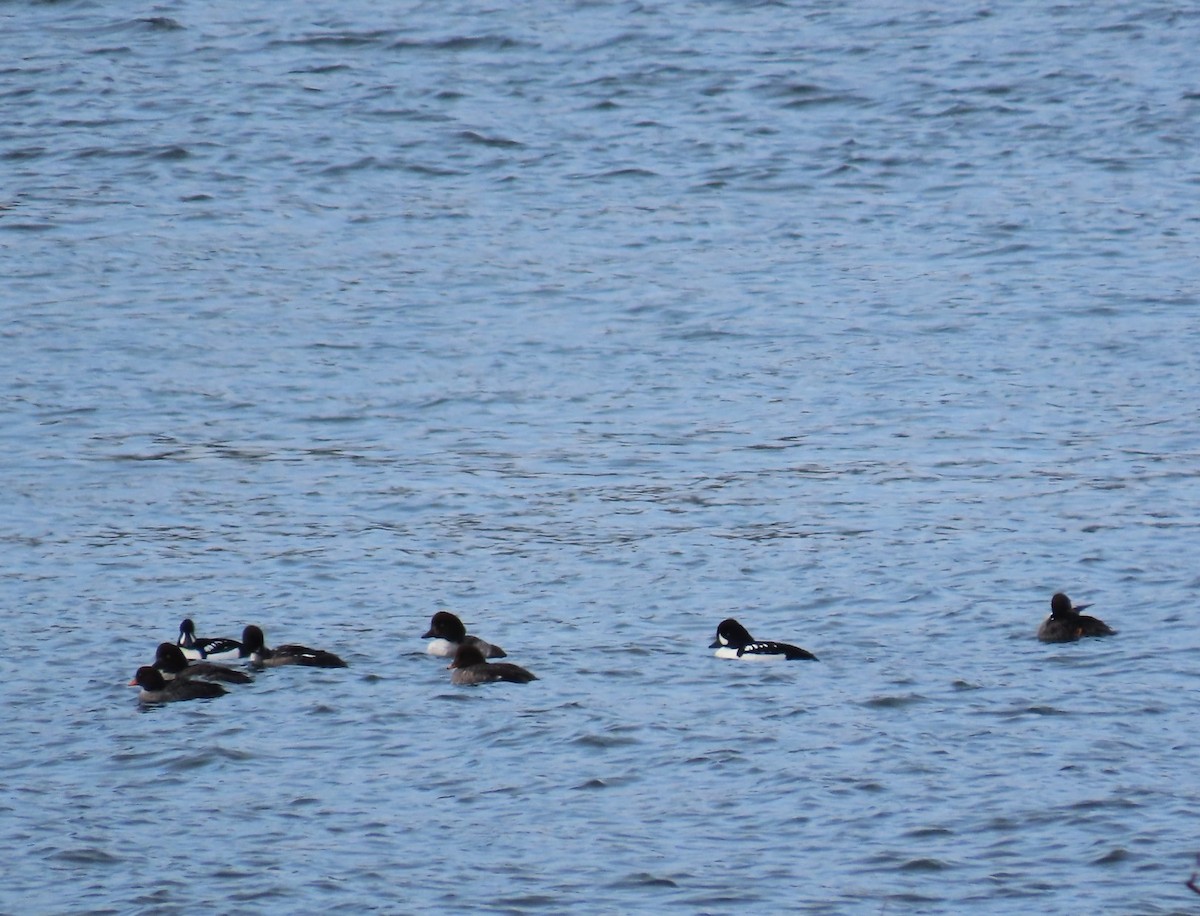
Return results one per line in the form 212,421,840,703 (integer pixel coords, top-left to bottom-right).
448,643,537,686
129,665,227,703
709,618,818,661
241,625,347,668
1037,593,1116,643
176,618,243,661
422,610,506,659
154,643,253,684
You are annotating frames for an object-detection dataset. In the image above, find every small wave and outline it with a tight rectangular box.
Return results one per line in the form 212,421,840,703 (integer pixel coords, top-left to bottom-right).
862,693,927,709
491,895,561,908
388,35,526,54
904,826,955,839
756,81,869,108
900,857,954,872
2,147,46,161
137,16,183,31
783,91,871,109
318,156,379,176
577,167,659,181
458,130,522,148
52,847,122,864
164,745,255,771
572,777,610,789
270,31,394,49
290,63,352,75
1026,705,1072,716
0,221,57,233
569,731,641,749
609,872,680,889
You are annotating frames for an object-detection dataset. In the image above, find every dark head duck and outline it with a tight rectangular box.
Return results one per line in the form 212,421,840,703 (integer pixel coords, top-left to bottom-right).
422,610,506,659
1037,593,1116,643
448,643,537,686
176,618,243,660
241,625,348,668
128,665,227,703
709,618,817,661
154,642,252,684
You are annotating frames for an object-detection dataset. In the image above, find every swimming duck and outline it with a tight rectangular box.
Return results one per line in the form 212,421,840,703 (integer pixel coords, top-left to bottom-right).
241,625,348,668
154,643,253,684
176,618,243,661
448,643,536,686
1037,593,1116,643
709,618,818,661
129,665,227,703
422,610,506,658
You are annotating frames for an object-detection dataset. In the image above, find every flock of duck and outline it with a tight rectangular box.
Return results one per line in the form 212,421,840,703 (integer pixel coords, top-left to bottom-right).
128,592,1114,703
127,612,540,703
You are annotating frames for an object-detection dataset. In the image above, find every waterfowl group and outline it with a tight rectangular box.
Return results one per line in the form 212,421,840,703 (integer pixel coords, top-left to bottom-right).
127,593,1114,702
128,621,348,704
420,611,536,686
709,593,1116,662
126,613,534,703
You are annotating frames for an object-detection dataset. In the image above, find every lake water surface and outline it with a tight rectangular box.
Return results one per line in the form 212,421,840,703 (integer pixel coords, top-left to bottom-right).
3,1,1199,913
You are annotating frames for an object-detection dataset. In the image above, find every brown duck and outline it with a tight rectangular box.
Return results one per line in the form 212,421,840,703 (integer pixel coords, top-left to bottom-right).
1037,593,1116,643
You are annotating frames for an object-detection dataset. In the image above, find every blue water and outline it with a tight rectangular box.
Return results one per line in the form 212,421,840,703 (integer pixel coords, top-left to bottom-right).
3,1,1199,912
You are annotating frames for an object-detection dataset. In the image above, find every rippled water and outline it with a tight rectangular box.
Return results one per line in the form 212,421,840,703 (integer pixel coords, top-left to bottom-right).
3,1,1200,912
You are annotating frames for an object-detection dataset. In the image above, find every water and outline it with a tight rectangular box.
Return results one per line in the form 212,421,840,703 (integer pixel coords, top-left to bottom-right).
3,0,1199,912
